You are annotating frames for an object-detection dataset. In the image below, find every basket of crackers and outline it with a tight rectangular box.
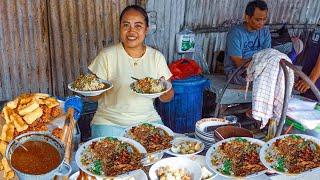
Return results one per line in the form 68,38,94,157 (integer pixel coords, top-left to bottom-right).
0,93,63,179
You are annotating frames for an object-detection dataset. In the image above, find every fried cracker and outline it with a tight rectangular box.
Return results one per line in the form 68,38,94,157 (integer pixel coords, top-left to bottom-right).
2,107,12,124
2,157,11,173
0,140,8,156
6,98,19,109
0,124,14,142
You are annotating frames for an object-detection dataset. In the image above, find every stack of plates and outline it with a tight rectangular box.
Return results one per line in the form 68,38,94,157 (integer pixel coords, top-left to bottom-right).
194,118,231,149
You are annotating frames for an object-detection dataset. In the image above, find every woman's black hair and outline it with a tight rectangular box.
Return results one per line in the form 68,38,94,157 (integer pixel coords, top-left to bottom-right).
245,0,268,17
120,5,149,27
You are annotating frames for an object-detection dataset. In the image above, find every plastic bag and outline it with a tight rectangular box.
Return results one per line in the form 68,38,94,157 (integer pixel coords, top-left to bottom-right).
169,59,202,80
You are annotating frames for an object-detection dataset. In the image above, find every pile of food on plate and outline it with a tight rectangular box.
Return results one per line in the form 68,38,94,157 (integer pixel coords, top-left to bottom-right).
71,74,107,91
131,77,165,94
210,137,266,177
171,140,202,155
264,134,320,174
0,93,61,179
80,137,144,176
127,123,173,153
156,166,191,180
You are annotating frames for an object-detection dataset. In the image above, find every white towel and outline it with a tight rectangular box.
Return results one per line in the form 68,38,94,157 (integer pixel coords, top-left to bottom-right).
246,48,294,128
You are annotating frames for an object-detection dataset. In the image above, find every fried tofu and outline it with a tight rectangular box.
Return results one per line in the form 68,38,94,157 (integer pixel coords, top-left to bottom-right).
11,113,28,132
44,97,60,108
23,107,43,125
18,100,40,116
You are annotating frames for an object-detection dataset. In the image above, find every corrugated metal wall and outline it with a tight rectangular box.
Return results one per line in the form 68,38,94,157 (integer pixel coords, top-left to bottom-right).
145,0,320,71
0,0,145,101
48,0,140,97
0,0,51,101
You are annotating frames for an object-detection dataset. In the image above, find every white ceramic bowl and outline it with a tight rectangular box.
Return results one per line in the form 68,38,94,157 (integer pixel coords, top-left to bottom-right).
260,134,320,176
75,136,146,179
206,137,267,179
130,80,172,99
68,79,113,96
166,137,205,156
149,157,202,180
122,123,174,166
69,169,148,180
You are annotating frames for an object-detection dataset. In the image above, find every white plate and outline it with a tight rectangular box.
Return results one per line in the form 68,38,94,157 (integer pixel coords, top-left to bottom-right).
188,155,216,180
166,137,205,156
206,137,267,179
122,123,174,166
75,136,147,179
130,80,172,99
195,118,230,132
260,134,320,177
68,79,113,96
69,169,148,180
149,157,202,180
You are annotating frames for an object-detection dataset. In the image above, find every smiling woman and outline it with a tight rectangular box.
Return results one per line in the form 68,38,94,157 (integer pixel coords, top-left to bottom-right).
86,5,174,138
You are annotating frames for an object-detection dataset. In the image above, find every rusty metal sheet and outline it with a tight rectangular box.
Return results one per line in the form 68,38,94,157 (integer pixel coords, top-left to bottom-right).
48,0,138,97
0,0,51,101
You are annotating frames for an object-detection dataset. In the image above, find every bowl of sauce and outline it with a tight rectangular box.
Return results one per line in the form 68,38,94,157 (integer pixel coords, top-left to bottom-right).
6,132,71,180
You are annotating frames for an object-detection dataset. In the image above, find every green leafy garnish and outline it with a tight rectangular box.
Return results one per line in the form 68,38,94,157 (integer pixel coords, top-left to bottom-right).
273,157,285,172
289,135,301,140
105,137,117,142
235,137,248,142
90,160,103,175
220,160,232,175
142,123,153,127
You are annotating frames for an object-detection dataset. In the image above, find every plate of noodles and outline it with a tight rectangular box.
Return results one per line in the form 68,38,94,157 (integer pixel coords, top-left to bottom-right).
75,136,147,179
260,134,320,176
122,123,174,166
68,74,113,96
206,137,267,179
130,77,172,98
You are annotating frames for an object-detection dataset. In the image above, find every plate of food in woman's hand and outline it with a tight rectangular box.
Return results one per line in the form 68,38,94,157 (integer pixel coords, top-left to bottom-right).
68,74,113,96
130,77,172,98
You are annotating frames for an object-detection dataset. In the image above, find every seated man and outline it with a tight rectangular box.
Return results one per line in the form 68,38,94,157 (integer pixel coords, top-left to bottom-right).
224,0,271,85
295,30,320,101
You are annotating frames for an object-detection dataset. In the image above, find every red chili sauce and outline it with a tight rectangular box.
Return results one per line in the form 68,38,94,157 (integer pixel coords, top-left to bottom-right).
11,141,61,175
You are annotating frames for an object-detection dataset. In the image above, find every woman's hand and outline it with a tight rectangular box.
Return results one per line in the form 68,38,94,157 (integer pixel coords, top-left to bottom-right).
295,79,310,93
159,77,174,102
159,88,174,102
88,94,104,101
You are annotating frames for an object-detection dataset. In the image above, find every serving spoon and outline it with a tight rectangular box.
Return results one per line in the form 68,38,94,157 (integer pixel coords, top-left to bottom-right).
131,76,139,81
15,140,28,152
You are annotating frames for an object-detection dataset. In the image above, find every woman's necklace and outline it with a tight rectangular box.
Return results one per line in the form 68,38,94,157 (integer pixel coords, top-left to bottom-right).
130,46,146,66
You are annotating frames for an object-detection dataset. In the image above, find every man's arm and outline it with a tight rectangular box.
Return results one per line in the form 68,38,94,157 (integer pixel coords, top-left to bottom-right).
295,53,320,93
230,56,251,68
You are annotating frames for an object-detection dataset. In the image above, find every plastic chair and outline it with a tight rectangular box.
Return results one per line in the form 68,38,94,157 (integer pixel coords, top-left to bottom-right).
213,59,320,137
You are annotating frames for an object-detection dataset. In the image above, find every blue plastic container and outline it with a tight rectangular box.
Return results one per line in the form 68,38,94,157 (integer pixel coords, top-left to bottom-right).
156,76,210,133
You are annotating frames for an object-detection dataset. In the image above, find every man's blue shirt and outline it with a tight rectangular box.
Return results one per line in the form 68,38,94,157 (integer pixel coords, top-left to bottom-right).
224,24,271,73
